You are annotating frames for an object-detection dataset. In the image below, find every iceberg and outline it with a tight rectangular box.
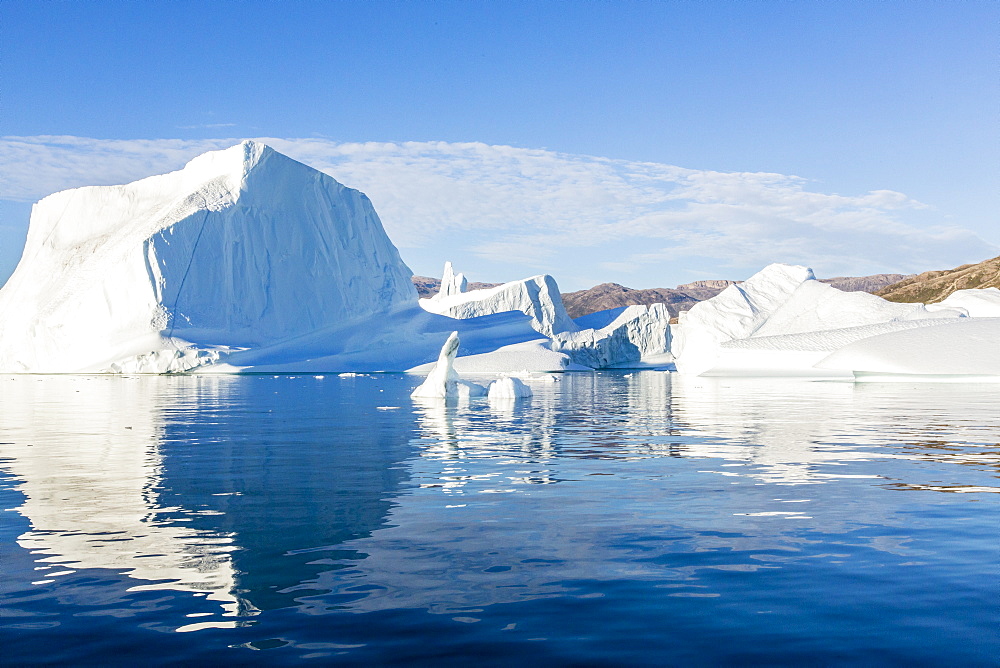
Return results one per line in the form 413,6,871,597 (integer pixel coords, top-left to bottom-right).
487,376,534,400
552,304,673,369
6,141,994,382
672,264,814,375
411,331,488,399
407,338,571,374
672,263,968,377
816,318,1000,380
419,263,577,337
417,263,673,370
0,144,564,375
431,260,468,300
0,141,415,373
750,279,959,338
932,287,1000,317
703,318,960,378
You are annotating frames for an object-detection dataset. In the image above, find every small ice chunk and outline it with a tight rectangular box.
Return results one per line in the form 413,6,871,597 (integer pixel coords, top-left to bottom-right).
487,376,533,400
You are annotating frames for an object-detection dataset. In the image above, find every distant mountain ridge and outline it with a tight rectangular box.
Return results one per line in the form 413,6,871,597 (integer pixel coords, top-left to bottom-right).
821,274,912,294
561,274,911,319
876,256,1000,303
412,276,503,298
414,272,912,319
561,283,706,319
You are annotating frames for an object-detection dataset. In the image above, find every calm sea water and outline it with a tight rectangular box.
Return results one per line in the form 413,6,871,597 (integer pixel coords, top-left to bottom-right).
0,372,997,665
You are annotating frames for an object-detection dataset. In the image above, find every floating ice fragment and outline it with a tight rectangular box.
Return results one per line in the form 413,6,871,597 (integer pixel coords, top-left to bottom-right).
487,376,533,400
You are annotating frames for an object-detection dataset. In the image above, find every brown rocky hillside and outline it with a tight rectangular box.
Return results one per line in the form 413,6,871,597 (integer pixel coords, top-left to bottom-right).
411,276,503,298
561,274,909,319
820,274,911,293
876,256,1000,303
560,283,718,319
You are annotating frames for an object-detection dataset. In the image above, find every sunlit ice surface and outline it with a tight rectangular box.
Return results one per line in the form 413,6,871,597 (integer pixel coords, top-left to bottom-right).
0,372,997,664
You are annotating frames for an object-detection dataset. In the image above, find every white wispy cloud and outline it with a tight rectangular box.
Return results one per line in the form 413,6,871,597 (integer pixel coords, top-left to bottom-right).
0,135,994,288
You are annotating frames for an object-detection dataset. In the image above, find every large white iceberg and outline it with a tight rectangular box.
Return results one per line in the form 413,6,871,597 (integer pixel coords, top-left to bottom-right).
0,141,415,373
671,264,813,375
0,144,568,375
672,263,968,377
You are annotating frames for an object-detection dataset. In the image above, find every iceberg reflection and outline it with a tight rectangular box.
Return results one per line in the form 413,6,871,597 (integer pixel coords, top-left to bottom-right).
409,372,1000,489
0,376,244,622
413,379,559,492
668,375,1000,487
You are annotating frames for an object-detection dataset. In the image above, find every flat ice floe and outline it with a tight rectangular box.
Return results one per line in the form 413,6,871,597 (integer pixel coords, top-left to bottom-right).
407,339,571,374
816,317,1000,380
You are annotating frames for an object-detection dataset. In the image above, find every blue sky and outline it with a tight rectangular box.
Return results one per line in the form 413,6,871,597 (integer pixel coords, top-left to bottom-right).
2,1,997,290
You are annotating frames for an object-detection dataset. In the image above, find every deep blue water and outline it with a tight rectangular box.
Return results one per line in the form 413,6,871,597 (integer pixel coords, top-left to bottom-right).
0,372,997,665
